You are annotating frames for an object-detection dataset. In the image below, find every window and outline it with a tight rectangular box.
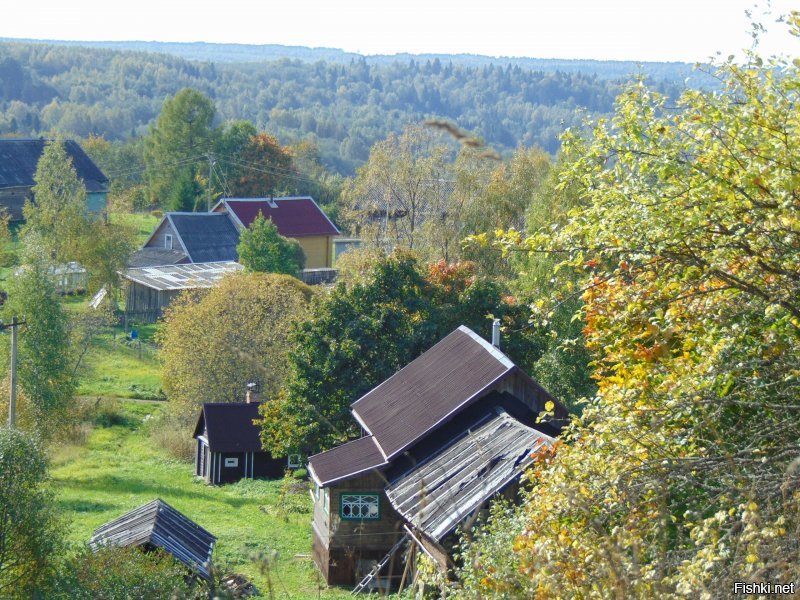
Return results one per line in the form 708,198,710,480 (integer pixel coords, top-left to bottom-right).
323,488,330,514
165,234,173,249
287,454,302,468
224,457,239,468
340,493,380,520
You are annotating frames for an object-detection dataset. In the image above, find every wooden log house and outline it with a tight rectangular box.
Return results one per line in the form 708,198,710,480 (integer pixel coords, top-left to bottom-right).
307,325,568,589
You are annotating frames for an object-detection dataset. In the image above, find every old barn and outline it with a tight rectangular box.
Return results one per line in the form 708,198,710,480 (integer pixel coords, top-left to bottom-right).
122,261,243,323
89,498,216,580
307,325,567,590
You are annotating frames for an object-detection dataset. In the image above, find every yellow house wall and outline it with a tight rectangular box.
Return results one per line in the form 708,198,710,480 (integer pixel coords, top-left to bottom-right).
297,235,332,268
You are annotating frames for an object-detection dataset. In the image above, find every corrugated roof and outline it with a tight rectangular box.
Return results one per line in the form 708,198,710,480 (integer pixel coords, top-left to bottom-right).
89,498,216,580
385,408,553,541
308,435,389,487
168,212,240,263
351,326,514,461
122,261,243,291
0,139,108,192
127,247,188,268
222,197,340,237
193,402,264,453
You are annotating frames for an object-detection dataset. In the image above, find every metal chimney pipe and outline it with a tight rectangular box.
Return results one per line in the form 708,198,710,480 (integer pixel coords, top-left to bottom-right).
492,319,501,348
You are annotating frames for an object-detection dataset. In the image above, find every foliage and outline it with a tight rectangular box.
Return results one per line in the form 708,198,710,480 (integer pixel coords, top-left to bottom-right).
22,140,135,292
459,43,800,598
143,88,216,209
0,427,62,596
158,272,314,421
0,41,694,174
227,131,295,197
237,212,305,276
2,261,75,439
258,251,547,455
48,546,191,600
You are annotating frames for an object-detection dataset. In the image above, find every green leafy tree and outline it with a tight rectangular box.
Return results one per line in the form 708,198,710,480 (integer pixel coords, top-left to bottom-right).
2,262,75,438
22,141,135,292
457,25,800,598
158,272,314,422
23,140,88,263
143,88,216,209
0,427,62,596
237,212,305,276
258,251,547,455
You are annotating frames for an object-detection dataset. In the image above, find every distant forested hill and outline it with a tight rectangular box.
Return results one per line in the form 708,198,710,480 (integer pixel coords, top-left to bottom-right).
0,39,709,173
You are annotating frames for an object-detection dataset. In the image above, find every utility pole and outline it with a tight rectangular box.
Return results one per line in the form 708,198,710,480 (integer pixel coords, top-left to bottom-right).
207,153,215,212
3,316,25,428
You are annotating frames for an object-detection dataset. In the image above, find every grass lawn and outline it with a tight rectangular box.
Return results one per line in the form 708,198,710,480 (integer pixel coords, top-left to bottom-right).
109,211,160,246
51,400,352,599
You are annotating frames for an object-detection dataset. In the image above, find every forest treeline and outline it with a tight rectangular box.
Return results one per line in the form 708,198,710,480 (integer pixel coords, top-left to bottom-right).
0,40,691,173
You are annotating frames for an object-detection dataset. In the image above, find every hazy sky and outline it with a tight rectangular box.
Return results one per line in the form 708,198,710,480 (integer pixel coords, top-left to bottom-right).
2,0,797,62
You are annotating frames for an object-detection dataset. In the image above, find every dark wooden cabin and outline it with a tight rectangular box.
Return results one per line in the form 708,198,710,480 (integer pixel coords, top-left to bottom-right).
89,498,216,580
193,400,288,484
307,325,568,589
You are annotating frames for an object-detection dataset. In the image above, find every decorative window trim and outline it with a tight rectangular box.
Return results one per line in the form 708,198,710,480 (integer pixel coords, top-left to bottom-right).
340,492,381,521
224,457,239,468
287,453,302,468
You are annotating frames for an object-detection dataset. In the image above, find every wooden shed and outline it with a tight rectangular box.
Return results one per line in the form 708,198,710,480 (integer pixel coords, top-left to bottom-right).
89,498,216,580
122,261,243,323
193,400,289,484
307,325,567,590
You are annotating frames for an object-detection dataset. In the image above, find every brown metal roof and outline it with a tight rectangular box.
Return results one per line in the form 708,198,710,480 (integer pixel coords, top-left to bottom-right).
351,326,514,460
385,408,553,541
308,435,389,487
193,402,264,453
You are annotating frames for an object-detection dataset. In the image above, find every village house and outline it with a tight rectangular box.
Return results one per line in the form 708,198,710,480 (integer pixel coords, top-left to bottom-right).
211,197,340,269
89,498,216,580
192,391,292,484
307,324,568,590
132,196,341,273
0,138,108,220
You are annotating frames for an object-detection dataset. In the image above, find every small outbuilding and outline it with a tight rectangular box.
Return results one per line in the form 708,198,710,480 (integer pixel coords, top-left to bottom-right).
89,498,216,580
193,400,290,484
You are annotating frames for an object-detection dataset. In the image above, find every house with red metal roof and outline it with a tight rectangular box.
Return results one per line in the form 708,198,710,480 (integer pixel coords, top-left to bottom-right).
212,197,340,269
307,325,568,591
133,196,339,270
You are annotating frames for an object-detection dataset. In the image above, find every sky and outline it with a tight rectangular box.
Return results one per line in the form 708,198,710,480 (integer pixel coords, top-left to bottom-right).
1,0,797,62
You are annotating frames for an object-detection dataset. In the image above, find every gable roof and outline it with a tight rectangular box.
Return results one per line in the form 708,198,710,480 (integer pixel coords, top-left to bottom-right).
308,435,389,487
89,498,216,580
193,402,263,453
216,197,340,238
127,247,188,268
351,326,516,461
385,408,553,541
122,261,243,291
163,212,240,263
0,138,108,192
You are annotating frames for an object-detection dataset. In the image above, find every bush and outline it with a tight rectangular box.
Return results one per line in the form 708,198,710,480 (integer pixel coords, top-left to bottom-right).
148,412,195,462
48,546,193,599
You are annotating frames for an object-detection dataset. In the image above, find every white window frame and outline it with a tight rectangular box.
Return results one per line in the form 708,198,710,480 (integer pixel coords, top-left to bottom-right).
165,234,173,249
323,487,330,514
340,493,380,520
224,457,239,468
287,453,302,468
